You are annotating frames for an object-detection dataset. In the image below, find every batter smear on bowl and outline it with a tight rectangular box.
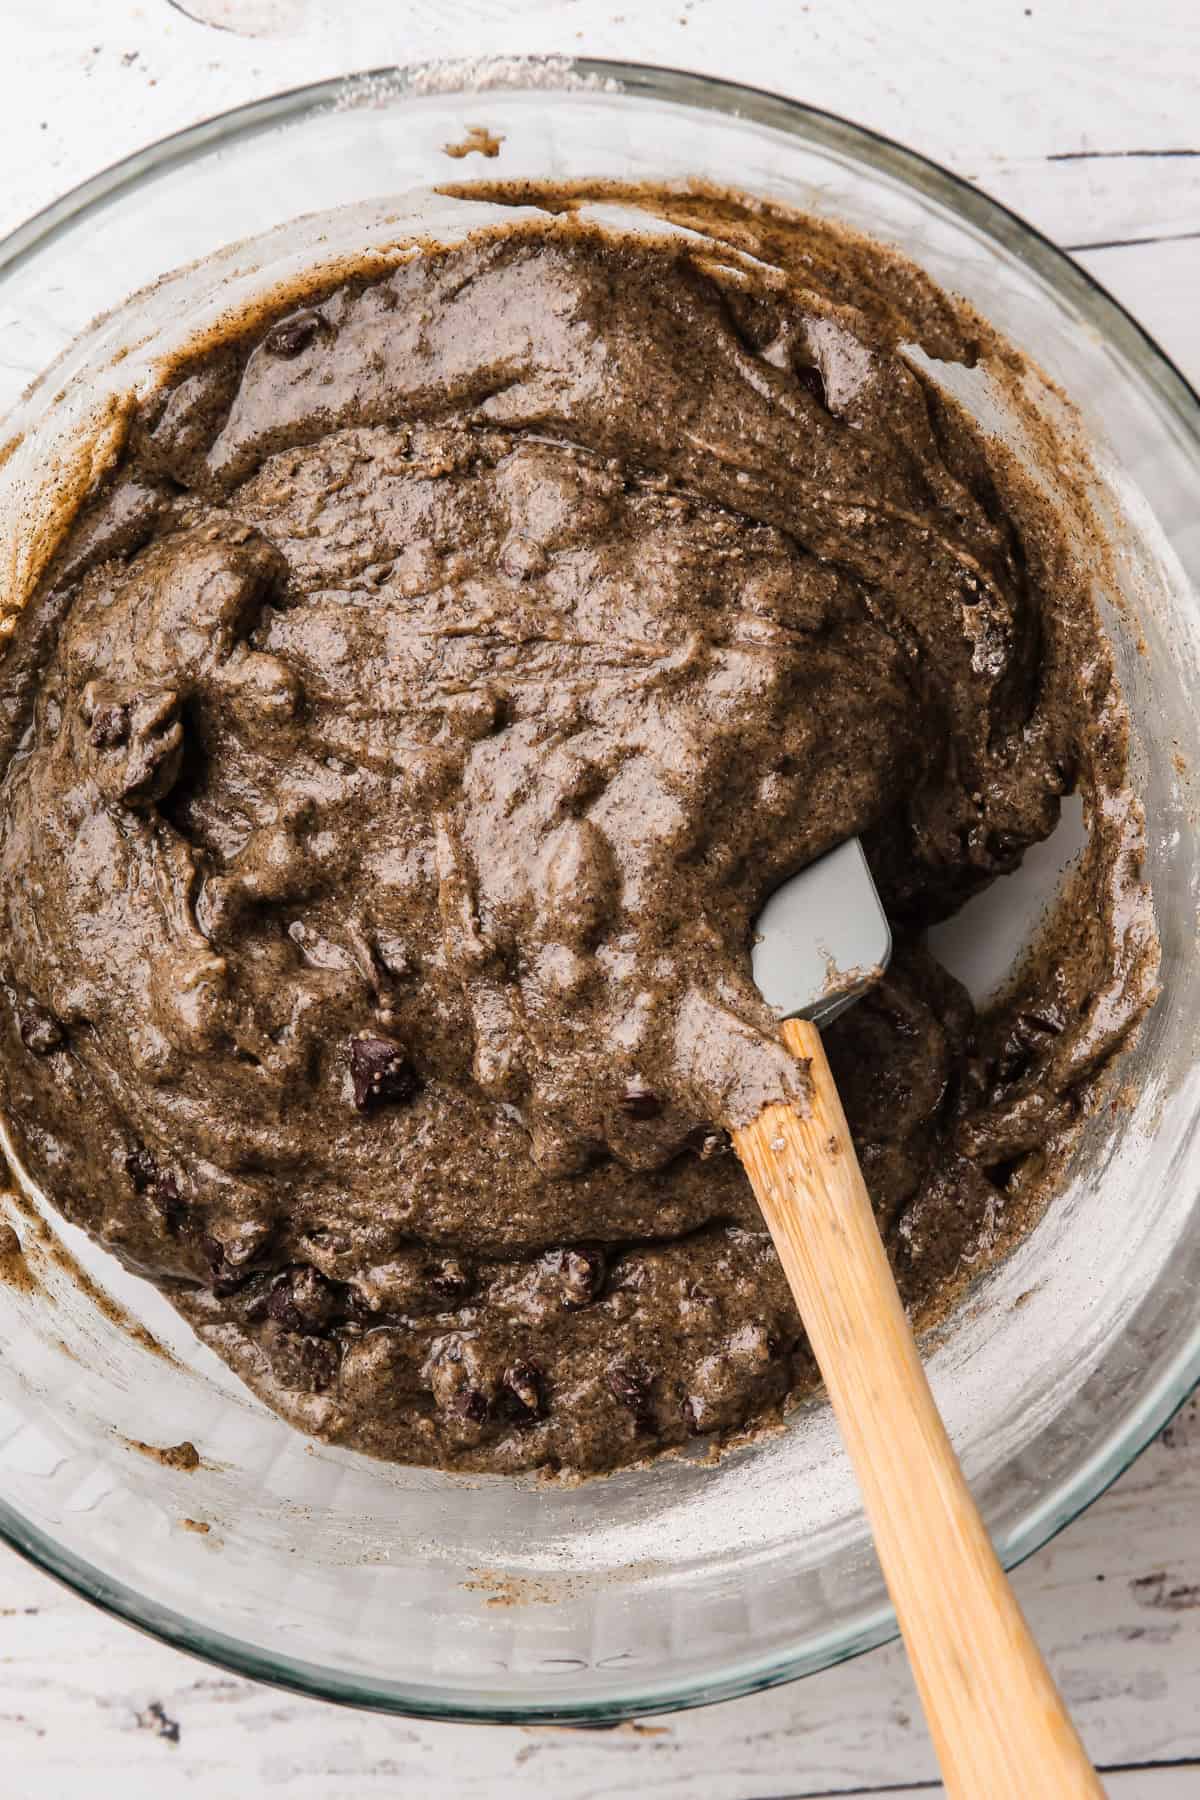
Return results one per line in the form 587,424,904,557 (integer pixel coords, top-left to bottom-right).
0,187,1157,1474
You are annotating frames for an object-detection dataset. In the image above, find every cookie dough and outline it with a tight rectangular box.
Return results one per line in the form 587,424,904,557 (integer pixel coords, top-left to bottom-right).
0,188,1157,1474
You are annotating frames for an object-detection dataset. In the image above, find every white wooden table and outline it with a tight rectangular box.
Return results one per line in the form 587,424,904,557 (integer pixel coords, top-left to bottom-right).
3,3,1198,1795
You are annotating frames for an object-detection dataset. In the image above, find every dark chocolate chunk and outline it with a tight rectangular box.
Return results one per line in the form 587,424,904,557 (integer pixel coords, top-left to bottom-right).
455,1387,490,1425
796,363,828,409
125,1147,157,1192
124,1148,185,1231
500,1359,544,1422
202,1233,251,1298
150,1170,185,1233
558,1246,606,1309
608,1359,655,1428
88,703,130,748
427,1257,475,1302
265,1264,338,1333
284,1332,339,1393
348,1035,421,1113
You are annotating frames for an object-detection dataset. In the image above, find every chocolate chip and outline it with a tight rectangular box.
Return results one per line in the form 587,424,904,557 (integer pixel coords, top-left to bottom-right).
151,1170,185,1232
455,1387,490,1424
501,1359,544,1422
608,1359,655,1428
263,310,322,358
265,1264,337,1334
796,364,828,410
348,1035,421,1113
620,1083,661,1121
558,1246,606,1309
125,1148,185,1231
18,1006,63,1055
427,1257,475,1302
125,1148,157,1192
265,1281,297,1327
202,1233,251,1298
241,1280,271,1324
292,1333,339,1393
88,703,129,748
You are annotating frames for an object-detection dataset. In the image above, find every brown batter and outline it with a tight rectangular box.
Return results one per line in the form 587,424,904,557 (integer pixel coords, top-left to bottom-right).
0,187,1158,1474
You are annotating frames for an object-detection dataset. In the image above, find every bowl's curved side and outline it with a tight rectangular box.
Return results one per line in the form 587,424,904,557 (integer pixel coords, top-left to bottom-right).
0,59,1197,1723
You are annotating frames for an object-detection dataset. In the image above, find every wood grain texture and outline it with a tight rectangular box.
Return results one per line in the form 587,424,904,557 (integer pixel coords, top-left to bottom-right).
0,3,1197,1796
735,1020,1102,1798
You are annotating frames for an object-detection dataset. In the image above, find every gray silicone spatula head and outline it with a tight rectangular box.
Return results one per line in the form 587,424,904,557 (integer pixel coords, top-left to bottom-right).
751,837,892,1027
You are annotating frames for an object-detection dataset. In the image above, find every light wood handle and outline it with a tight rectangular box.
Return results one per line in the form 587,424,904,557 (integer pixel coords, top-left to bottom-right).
733,1017,1103,1799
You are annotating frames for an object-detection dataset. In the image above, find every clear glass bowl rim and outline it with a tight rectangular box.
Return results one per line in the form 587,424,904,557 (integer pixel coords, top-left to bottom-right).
0,53,1197,1725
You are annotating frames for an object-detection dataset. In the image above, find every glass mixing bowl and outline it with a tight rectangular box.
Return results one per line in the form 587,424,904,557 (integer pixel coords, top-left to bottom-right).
0,59,1197,1724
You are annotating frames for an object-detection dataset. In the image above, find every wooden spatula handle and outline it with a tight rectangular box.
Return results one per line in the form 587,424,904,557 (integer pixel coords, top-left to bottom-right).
733,1017,1103,1799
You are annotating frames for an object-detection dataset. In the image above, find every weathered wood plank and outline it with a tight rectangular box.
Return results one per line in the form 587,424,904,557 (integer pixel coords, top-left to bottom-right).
0,1400,1195,1797
5,0,1200,250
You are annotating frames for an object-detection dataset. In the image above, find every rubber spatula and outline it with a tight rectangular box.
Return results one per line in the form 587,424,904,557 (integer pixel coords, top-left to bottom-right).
738,838,1103,1799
